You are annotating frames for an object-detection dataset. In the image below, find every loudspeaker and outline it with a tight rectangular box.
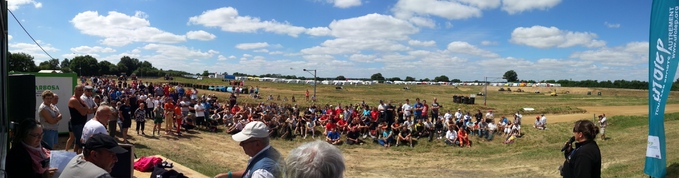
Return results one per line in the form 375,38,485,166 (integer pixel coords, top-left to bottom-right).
8,74,36,123
111,143,135,178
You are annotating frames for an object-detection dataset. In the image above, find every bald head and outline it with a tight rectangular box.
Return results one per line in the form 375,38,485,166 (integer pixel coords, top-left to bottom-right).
94,105,112,124
74,85,85,96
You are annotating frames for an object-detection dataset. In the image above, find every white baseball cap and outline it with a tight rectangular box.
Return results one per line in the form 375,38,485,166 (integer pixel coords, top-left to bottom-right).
232,121,269,142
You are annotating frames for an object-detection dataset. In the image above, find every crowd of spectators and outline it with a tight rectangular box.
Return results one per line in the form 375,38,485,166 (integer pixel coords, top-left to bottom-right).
65,76,537,149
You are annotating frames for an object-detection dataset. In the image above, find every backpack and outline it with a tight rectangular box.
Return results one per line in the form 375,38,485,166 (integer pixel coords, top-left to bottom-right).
134,156,163,172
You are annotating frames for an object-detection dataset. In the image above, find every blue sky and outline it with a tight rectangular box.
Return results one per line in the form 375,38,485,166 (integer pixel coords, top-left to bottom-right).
7,0,671,81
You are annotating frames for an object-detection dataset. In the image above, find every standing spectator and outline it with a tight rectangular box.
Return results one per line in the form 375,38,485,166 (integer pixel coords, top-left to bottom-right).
81,86,98,121
7,119,57,178
216,121,282,178
145,94,154,119
195,100,206,128
430,98,441,122
39,90,61,148
59,134,128,178
514,111,523,135
68,85,95,154
421,100,429,123
560,120,601,178
413,98,423,123
108,102,120,137
164,98,175,135
134,103,147,135
152,105,164,136
119,98,133,144
284,141,345,178
402,99,412,122
599,114,607,140
82,106,112,143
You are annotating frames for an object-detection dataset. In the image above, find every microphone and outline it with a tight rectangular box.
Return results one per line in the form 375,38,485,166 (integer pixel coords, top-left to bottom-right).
561,136,575,152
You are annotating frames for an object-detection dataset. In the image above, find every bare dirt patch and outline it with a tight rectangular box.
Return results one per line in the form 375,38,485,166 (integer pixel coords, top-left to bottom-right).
549,104,679,123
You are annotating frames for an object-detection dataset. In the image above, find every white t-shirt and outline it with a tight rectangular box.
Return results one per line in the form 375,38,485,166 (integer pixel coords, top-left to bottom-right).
80,94,97,121
540,116,547,125
454,111,462,120
194,104,205,117
81,119,108,143
488,123,497,131
446,130,457,140
402,104,412,116
146,98,154,108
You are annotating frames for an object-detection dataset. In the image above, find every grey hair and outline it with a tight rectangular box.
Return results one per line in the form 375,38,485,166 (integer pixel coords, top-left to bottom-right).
284,141,345,178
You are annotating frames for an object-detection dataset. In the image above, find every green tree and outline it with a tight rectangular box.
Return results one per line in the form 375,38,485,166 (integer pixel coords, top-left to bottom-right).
69,55,98,76
117,56,141,75
388,77,402,81
60,59,70,69
37,58,60,70
405,76,416,81
202,70,210,76
336,75,346,80
370,73,385,81
8,52,37,72
434,75,449,82
421,78,430,81
98,61,113,75
503,70,519,82
450,79,461,83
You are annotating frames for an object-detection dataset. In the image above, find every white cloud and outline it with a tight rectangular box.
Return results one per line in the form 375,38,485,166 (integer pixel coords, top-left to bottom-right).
332,0,362,8
243,54,253,58
235,42,269,50
228,55,236,59
604,22,621,28
306,27,332,36
348,54,376,63
254,49,269,53
70,46,116,54
269,51,284,55
143,44,218,60
408,40,436,47
218,55,228,61
8,35,12,41
446,41,500,58
8,0,42,11
71,11,186,47
510,25,606,49
392,0,492,21
329,13,418,40
186,30,216,41
501,0,562,14
480,40,498,46
570,42,648,66
188,7,307,37
9,41,59,61
445,22,454,29
301,38,410,55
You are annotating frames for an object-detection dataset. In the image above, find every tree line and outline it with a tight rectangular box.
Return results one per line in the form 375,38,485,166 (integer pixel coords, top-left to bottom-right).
7,51,679,91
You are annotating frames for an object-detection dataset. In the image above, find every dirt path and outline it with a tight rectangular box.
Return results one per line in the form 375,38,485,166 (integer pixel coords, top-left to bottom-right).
549,104,679,123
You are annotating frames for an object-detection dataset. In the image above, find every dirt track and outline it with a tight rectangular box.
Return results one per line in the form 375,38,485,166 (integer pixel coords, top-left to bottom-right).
549,104,679,123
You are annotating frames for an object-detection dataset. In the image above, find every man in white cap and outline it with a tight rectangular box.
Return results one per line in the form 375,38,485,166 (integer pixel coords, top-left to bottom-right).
216,121,281,178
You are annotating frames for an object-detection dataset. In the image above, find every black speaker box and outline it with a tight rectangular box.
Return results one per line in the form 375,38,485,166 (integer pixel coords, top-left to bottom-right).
8,74,36,123
111,143,135,178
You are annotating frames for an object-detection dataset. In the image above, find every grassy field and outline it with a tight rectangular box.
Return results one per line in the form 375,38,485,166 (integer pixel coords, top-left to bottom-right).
89,77,679,177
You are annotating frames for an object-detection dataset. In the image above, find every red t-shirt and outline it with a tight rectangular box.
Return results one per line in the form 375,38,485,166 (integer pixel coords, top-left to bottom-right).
422,104,429,116
370,111,379,121
325,122,336,132
231,106,241,114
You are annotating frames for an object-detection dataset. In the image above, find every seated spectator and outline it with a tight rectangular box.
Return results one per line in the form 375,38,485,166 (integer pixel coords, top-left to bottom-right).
396,126,413,147
7,119,57,178
434,118,444,139
378,126,394,148
336,118,348,134
284,141,345,178
60,134,128,177
486,120,497,141
444,126,459,146
534,116,545,130
346,126,364,145
458,127,471,147
325,127,342,145
227,119,244,134
498,116,509,133
477,120,488,139
413,119,426,138
504,121,514,136
540,114,547,129
279,122,293,141
424,119,435,141
503,130,519,144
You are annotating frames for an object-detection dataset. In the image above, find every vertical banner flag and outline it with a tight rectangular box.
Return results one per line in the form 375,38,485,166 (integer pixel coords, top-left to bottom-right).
646,0,679,177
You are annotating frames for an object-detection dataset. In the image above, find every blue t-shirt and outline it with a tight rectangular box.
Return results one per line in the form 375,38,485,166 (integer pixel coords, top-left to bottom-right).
413,103,423,115
328,131,340,140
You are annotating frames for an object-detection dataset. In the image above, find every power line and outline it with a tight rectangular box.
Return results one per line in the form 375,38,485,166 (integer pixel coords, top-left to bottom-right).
7,9,55,60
